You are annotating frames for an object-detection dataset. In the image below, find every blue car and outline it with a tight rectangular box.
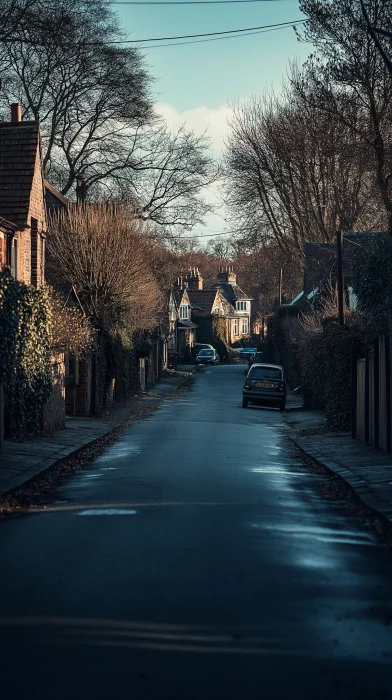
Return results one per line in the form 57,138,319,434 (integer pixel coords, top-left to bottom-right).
239,347,257,360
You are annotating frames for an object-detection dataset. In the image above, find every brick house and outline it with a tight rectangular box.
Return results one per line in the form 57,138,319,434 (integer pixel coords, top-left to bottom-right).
0,104,47,287
0,104,68,438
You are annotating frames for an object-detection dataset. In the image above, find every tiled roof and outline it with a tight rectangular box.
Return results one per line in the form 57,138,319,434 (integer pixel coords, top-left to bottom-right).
177,319,198,329
0,215,18,231
187,289,219,313
212,280,253,303
0,120,41,228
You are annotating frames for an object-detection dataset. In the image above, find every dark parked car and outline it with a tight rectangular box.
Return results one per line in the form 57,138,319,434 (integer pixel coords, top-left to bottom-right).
196,348,220,365
242,363,287,411
191,343,214,360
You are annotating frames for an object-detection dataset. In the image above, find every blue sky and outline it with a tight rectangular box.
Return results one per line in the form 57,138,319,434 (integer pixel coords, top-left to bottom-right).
112,0,310,237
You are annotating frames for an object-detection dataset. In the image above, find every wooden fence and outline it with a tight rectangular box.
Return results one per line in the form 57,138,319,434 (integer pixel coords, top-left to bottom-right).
353,335,391,451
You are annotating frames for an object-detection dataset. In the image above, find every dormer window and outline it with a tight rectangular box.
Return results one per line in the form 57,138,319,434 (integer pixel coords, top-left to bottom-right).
237,301,247,311
180,304,189,320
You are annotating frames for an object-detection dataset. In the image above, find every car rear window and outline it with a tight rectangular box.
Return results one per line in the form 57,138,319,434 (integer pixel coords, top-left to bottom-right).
199,350,214,355
249,367,282,380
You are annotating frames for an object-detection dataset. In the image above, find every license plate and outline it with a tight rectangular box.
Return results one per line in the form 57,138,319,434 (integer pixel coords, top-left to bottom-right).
255,381,274,388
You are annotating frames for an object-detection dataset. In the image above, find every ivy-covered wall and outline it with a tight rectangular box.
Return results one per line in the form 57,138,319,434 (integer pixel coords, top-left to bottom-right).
195,314,229,359
0,268,52,438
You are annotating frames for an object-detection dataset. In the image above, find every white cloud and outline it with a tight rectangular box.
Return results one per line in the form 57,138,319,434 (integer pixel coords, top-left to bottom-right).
157,103,232,155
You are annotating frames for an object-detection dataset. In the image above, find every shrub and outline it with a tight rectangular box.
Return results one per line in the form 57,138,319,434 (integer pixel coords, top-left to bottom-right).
0,268,52,438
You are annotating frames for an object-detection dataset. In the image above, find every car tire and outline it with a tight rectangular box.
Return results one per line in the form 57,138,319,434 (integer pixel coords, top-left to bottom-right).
279,400,286,412
242,398,248,408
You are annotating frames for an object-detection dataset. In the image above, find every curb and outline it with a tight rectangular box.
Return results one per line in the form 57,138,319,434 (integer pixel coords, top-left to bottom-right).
290,435,392,526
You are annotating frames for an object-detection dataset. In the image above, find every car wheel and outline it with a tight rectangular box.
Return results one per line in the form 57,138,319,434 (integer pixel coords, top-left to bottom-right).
279,400,286,412
242,398,248,408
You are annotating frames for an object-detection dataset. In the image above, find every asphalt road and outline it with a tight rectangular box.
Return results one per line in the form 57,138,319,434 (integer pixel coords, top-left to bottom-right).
1,365,392,699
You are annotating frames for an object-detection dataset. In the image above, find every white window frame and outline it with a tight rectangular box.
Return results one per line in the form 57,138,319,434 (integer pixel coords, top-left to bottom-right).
242,318,249,335
234,318,239,336
180,304,189,320
237,301,247,312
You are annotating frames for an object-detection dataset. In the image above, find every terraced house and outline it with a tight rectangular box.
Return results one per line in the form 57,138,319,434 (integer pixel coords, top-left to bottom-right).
0,103,47,286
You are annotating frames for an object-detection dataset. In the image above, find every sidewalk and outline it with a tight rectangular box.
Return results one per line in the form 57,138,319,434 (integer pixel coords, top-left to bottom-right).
0,365,196,497
286,408,392,524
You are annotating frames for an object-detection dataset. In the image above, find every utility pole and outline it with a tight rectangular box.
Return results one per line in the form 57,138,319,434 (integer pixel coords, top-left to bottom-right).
336,229,345,326
278,268,283,308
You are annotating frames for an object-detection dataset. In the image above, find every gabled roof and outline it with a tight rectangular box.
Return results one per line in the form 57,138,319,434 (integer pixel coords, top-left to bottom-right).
212,280,253,304
174,287,191,307
0,120,42,228
45,180,69,209
187,289,219,314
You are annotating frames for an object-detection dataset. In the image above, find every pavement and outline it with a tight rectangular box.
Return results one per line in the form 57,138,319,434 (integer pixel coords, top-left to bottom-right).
1,365,392,699
286,408,392,524
0,365,196,497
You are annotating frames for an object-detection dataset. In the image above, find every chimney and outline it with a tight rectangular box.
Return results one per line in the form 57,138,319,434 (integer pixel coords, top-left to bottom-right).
217,265,237,285
11,103,21,123
187,266,203,290
76,176,86,203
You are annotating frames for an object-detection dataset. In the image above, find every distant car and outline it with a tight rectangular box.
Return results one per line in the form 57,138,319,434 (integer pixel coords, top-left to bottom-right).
242,363,287,411
196,348,220,365
191,343,214,360
239,347,257,360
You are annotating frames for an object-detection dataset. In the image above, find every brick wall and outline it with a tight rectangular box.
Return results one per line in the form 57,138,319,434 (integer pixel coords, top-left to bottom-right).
27,147,46,287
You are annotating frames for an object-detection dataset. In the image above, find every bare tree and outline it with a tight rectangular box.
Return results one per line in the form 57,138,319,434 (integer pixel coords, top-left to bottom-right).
224,88,382,264
47,203,163,337
0,0,38,42
295,0,392,229
0,0,217,229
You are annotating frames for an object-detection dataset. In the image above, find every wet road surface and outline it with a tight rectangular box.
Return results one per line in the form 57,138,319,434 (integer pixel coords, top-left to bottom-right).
1,365,392,699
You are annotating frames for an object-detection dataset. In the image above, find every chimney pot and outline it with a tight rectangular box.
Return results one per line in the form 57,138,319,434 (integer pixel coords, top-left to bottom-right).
11,103,21,123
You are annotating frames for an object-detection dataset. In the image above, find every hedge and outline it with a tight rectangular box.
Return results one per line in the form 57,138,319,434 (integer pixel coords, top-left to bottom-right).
0,268,52,438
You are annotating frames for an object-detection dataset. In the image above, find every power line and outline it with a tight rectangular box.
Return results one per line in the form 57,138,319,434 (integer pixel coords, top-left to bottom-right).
113,0,282,4
76,18,304,45
137,22,299,48
123,18,305,43
2,18,305,46
165,230,237,239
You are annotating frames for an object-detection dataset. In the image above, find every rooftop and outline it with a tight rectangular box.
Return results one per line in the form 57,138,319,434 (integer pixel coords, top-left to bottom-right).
0,120,42,228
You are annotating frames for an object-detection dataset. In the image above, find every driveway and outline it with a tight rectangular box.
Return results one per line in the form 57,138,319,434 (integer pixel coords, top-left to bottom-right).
0,365,392,699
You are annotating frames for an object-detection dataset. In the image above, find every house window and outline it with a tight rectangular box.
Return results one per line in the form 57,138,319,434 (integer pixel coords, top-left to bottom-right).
234,318,239,336
237,301,247,311
180,304,189,320
242,319,249,335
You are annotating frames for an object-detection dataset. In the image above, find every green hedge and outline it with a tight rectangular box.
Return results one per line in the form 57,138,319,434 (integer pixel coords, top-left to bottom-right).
300,318,364,429
0,268,52,438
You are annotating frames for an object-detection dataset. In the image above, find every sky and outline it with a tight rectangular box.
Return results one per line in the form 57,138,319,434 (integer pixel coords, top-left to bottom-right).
112,0,311,240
